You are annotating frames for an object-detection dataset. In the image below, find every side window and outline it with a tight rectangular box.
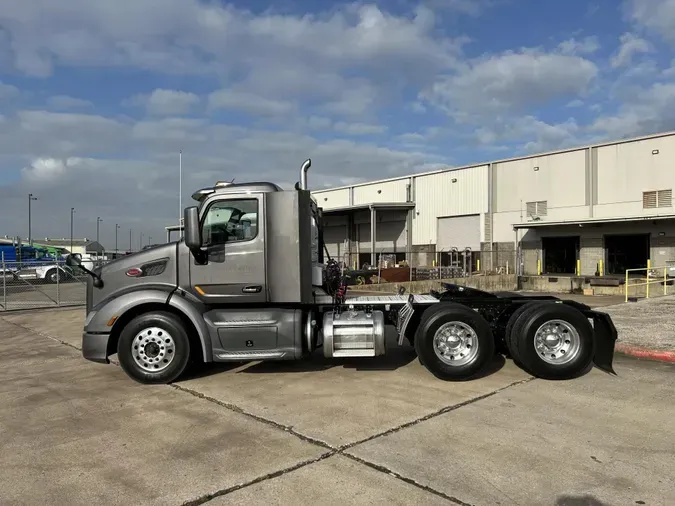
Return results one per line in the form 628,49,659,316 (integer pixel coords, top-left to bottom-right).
202,198,258,245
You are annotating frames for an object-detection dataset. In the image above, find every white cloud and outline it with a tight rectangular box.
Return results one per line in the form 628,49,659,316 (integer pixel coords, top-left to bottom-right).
0,81,20,100
423,48,598,118
625,0,675,44
333,121,387,135
590,82,675,138
558,36,600,56
208,89,295,116
128,89,200,116
611,32,652,68
46,95,93,110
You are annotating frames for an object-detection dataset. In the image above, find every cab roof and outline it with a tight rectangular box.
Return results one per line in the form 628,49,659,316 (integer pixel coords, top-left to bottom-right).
191,181,283,202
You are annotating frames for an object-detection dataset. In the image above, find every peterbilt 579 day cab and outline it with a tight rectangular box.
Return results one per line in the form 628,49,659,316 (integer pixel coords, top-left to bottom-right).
68,160,618,385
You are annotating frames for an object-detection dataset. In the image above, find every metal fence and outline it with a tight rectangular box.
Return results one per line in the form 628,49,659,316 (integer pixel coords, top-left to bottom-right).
0,257,98,311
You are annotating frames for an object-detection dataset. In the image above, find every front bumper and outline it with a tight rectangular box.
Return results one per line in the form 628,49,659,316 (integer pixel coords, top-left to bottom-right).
82,332,111,363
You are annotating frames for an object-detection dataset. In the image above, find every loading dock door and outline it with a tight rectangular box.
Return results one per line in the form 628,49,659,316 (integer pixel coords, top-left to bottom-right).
437,215,481,251
605,234,650,274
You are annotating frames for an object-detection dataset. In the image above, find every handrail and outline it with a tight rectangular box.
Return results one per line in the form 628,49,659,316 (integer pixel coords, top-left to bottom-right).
624,264,668,302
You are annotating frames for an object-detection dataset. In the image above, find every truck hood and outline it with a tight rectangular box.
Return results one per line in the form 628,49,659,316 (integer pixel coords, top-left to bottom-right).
91,242,178,309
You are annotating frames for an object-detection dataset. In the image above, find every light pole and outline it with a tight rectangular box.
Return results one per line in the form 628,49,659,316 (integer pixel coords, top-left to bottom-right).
70,207,75,252
140,232,143,250
115,224,120,257
148,236,152,246
96,217,103,244
129,228,132,252
28,193,37,245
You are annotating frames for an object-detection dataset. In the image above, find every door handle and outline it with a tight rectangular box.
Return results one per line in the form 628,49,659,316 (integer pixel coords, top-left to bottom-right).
242,285,262,293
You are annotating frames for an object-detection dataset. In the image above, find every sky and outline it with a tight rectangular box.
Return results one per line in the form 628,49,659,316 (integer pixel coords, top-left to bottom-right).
1,0,675,251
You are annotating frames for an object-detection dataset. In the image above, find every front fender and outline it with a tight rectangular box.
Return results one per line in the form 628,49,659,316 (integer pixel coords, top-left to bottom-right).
87,289,212,362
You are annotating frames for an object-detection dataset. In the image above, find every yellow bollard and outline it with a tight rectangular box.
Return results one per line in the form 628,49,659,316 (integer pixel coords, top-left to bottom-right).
599,259,604,276
537,259,542,276
576,259,581,276
647,259,651,298
477,259,480,272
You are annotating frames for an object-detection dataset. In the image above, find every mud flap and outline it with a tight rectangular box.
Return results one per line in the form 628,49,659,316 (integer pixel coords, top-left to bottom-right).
591,311,618,375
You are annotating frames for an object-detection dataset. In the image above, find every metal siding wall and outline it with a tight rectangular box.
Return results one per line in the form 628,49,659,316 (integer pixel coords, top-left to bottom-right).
492,150,590,242
412,166,488,245
436,215,481,250
312,188,350,210
596,136,675,218
494,150,587,213
353,179,409,205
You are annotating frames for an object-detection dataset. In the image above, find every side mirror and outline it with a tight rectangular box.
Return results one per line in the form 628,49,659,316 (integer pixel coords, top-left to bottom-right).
65,253,82,267
184,206,202,250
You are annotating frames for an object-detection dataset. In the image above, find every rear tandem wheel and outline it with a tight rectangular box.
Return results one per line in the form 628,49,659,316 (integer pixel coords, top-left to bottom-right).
414,303,495,381
505,302,595,380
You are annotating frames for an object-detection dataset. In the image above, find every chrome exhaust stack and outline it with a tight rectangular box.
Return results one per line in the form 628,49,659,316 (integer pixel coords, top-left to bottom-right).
300,158,311,190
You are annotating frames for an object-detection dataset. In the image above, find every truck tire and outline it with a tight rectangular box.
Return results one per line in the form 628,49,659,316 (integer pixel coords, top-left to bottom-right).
414,303,495,381
509,303,594,380
117,311,191,384
504,301,549,367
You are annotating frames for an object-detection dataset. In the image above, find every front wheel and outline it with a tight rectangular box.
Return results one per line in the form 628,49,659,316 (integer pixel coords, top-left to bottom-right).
414,303,495,381
117,311,191,384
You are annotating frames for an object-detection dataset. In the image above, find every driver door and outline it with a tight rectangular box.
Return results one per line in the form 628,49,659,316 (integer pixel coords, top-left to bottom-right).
189,194,266,304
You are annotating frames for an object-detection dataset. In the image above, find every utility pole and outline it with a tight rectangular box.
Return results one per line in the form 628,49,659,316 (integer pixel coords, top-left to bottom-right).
70,207,75,252
179,150,182,239
96,217,103,244
115,224,120,257
28,193,37,245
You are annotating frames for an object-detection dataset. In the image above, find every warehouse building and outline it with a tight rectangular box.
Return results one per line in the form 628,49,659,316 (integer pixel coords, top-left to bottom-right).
312,130,675,277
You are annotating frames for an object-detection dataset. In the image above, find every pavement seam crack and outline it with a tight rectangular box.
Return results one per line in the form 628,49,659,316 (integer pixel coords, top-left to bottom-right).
338,376,536,451
0,317,82,353
178,451,336,506
170,383,336,450
342,453,474,505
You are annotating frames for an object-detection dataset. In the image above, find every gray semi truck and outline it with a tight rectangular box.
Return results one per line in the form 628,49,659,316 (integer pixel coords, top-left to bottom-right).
67,159,618,385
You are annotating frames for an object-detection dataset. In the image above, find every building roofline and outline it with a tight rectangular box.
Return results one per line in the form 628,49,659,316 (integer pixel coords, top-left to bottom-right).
513,213,675,229
311,129,675,194
322,202,415,214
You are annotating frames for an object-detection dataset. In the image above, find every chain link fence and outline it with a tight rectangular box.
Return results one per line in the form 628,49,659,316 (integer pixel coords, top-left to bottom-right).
333,248,517,285
0,257,107,312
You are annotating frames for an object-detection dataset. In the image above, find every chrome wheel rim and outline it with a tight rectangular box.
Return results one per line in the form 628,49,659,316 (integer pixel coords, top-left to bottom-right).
534,319,580,365
433,321,479,366
132,327,176,372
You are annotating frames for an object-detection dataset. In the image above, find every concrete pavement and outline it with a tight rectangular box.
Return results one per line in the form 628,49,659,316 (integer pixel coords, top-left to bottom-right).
1,307,674,505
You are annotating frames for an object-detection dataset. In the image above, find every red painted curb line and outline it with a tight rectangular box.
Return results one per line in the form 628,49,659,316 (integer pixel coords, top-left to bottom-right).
615,343,675,363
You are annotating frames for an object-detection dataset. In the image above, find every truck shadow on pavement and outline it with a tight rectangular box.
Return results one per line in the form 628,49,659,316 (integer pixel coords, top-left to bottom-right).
555,494,612,506
181,342,507,382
